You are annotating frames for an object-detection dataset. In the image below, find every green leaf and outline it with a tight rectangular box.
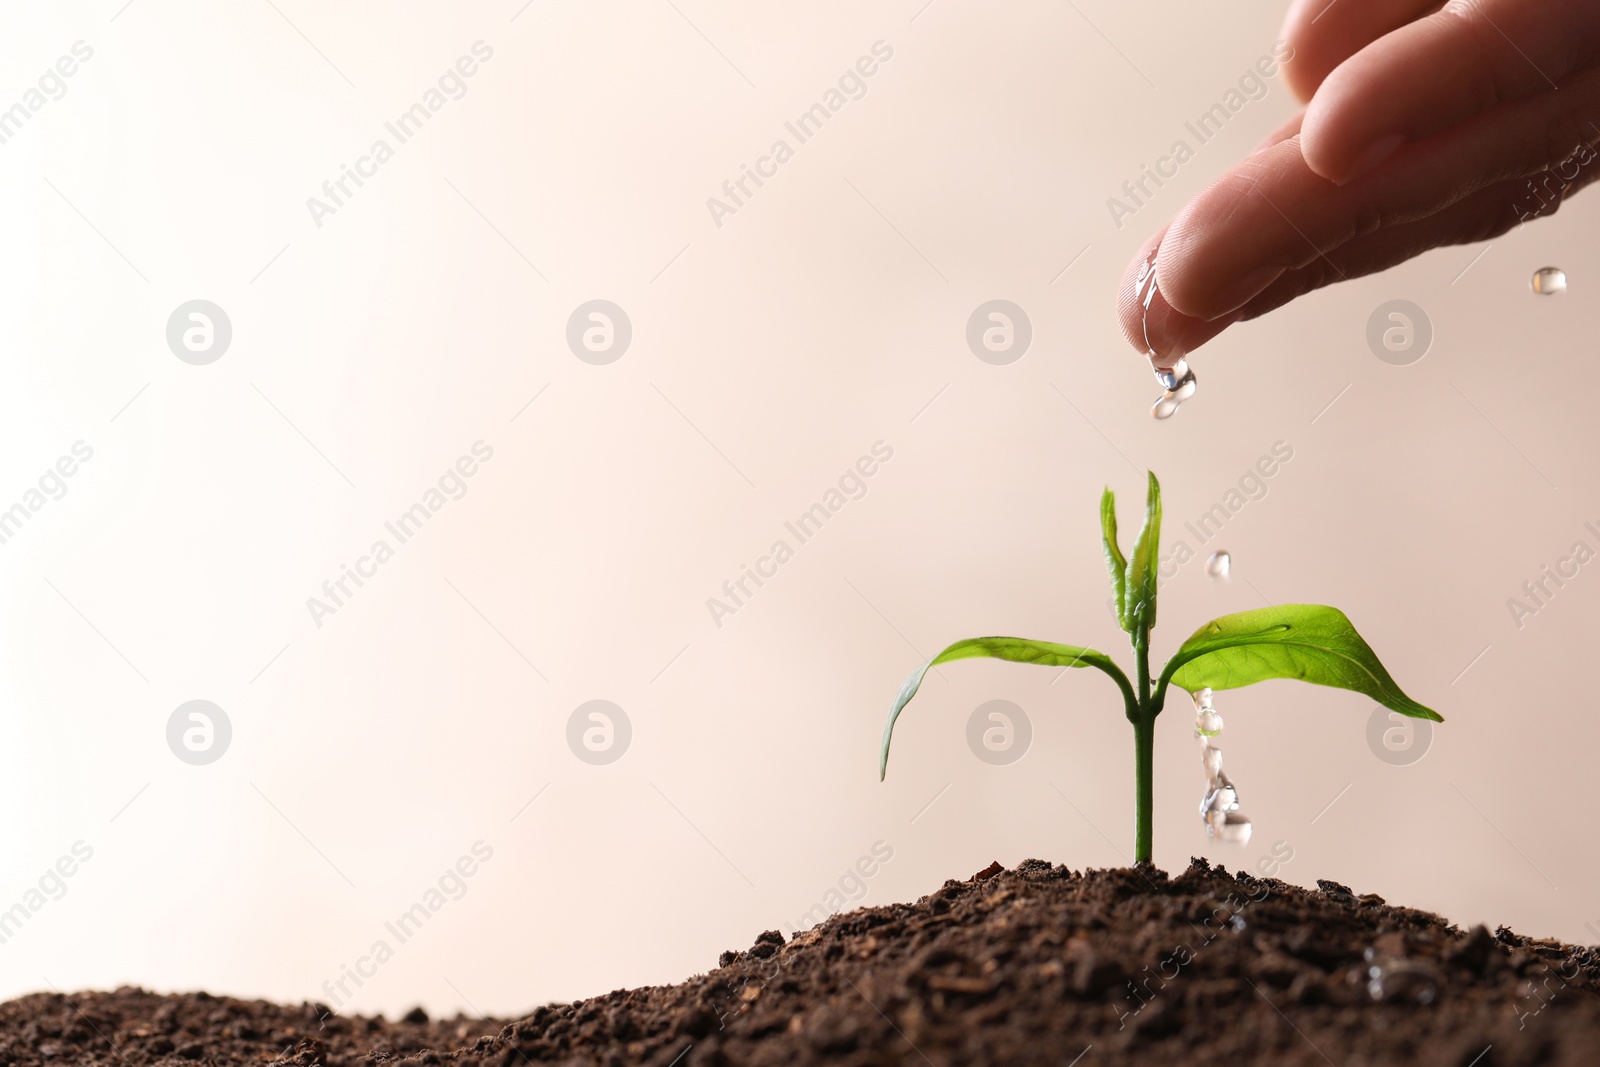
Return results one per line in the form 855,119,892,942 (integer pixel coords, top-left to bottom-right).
1124,472,1162,633
1160,605,1442,721
1100,488,1128,630
880,637,1133,779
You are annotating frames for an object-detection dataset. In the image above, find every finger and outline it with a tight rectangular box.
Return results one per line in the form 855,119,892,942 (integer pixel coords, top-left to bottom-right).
1279,0,1440,102
1154,62,1600,321
1301,0,1600,183
1116,224,1237,370
1116,280,1234,368
1116,227,1173,364
1128,162,1600,361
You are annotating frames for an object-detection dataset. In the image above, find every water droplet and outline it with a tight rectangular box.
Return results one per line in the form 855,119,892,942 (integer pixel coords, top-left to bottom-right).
1154,357,1190,393
1531,267,1567,295
1205,550,1231,579
1150,360,1198,420
1209,811,1253,844
1200,771,1239,815
1194,689,1250,843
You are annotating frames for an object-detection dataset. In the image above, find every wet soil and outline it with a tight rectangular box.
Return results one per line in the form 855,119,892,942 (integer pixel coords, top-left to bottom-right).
6,858,1599,1066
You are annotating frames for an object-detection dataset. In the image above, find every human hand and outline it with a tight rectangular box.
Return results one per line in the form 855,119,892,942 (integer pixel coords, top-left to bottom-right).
1119,0,1600,369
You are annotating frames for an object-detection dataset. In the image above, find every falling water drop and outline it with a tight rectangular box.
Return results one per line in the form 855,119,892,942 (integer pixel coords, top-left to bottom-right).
1200,771,1239,816
1531,267,1567,295
1192,687,1251,844
1155,358,1191,393
1205,550,1231,579
1150,359,1198,420
1211,811,1253,844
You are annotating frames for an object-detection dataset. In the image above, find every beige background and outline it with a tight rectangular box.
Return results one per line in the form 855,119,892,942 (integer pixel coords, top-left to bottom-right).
2,0,1596,1019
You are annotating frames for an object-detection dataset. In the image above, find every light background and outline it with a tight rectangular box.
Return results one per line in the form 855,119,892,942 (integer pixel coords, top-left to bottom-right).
2,0,1596,1019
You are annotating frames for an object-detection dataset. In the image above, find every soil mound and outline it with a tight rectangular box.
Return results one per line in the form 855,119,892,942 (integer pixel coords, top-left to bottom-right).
7,859,1598,1066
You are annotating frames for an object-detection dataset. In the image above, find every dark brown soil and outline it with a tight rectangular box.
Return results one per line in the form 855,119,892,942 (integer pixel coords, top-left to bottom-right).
0,987,504,1066
8,859,1600,1067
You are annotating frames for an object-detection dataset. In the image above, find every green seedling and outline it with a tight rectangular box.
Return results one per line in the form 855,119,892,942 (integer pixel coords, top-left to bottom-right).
879,472,1441,863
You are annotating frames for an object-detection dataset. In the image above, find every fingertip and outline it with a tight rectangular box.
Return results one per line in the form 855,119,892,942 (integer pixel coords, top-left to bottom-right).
1278,0,1362,103
1281,60,1320,108
1279,0,1443,107
1298,8,1545,184
1117,227,1237,366
1145,140,1307,322
1299,83,1359,182
1148,190,1249,320
1277,0,1323,102
1116,229,1166,358
1300,78,1401,184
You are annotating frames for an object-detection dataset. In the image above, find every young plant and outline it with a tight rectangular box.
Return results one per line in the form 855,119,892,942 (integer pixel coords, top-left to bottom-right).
878,472,1441,863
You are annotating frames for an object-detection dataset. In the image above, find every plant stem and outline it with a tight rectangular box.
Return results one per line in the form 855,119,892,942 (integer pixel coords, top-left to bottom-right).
1134,633,1151,708
1132,628,1155,864
1133,711,1154,864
